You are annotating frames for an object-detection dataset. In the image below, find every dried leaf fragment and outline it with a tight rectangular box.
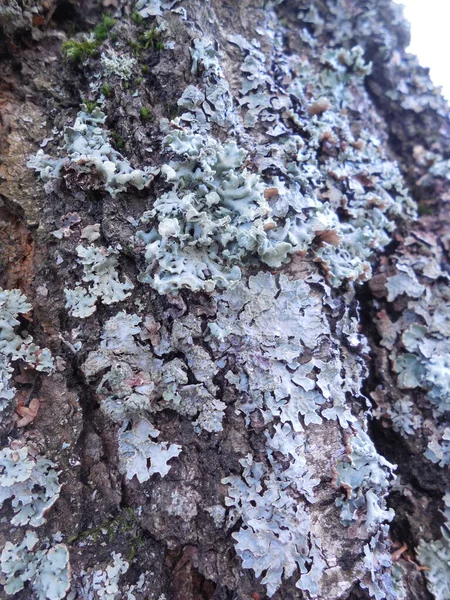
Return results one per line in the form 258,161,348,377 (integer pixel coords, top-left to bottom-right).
16,398,40,427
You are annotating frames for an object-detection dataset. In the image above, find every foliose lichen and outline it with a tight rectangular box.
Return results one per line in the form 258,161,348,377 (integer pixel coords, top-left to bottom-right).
23,1,437,598
0,443,62,527
64,245,134,318
0,288,53,416
0,530,70,599
417,492,450,600
27,107,158,198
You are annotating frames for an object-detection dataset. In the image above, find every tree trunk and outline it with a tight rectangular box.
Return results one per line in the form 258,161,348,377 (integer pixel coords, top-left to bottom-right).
0,1,449,599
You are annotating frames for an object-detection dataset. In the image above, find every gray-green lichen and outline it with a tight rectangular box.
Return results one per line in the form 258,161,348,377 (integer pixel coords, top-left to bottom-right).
0,530,70,599
64,245,134,318
20,0,447,598
0,288,53,415
27,107,158,198
0,443,62,527
373,235,450,466
416,493,450,600
333,425,395,531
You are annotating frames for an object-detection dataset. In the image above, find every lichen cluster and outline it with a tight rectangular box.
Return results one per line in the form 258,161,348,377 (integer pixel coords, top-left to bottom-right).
17,0,450,598
0,290,69,598
0,289,53,413
28,107,157,197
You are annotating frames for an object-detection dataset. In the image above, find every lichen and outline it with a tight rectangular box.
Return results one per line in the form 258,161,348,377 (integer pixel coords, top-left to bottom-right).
417,492,450,600
223,453,323,598
64,245,134,318
0,442,62,527
375,240,450,465
89,552,129,600
333,425,395,530
118,419,181,483
23,3,439,599
0,288,53,416
27,107,158,198
0,531,70,599
135,129,287,293
100,50,136,80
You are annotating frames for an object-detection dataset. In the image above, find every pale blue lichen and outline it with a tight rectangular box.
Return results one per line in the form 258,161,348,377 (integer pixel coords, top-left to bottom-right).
334,425,395,530
0,443,62,528
64,245,134,318
182,38,238,132
135,128,292,293
0,288,53,415
226,33,415,287
89,552,129,599
209,272,361,430
0,531,70,599
359,526,394,600
118,419,181,483
223,453,322,598
23,11,426,600
82,311,224,433
380,254,450,464
417,492,450,600
28,107,158,197
134,0,180,18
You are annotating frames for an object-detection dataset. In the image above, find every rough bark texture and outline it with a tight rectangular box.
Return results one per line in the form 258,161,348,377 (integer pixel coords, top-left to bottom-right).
0,1,449,599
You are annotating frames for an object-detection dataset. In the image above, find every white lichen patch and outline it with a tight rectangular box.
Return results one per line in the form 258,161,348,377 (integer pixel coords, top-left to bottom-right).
417,492,450,600
0,288,53,415
0,530,70,599
224,32,415,287
211,272,393,596
135,129,285,294
101,50,136,81
0,443,62,527
134,0,181,18
333,425,395,531
223,453,325,598
118,419,181,483
166,488,200,521
28,107,158,197
376,239,450,466
179,38,238,132
65,245,134,318
83,311,225,434
90,552,129,600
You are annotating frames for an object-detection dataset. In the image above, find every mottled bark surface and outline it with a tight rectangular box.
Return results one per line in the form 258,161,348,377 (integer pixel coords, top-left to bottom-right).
0,1,449,599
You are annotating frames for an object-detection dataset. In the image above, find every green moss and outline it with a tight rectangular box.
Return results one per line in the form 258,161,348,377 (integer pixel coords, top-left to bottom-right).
93,14,116,43
63,13,116,63
101,83,112,97
129,28,164,56
139,106,151,121
418,202,434,215
131,10,144,25
111,131,125,150
62,39,98,62
141,64,149,74
140,27,164,50
68,508,144,559
129,40,142,55
83,100,99,113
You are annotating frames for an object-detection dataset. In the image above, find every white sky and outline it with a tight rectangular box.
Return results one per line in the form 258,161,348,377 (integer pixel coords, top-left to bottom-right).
395,0,450,99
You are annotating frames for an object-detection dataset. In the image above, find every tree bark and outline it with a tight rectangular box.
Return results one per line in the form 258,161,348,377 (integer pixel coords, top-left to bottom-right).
0,1,449,599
